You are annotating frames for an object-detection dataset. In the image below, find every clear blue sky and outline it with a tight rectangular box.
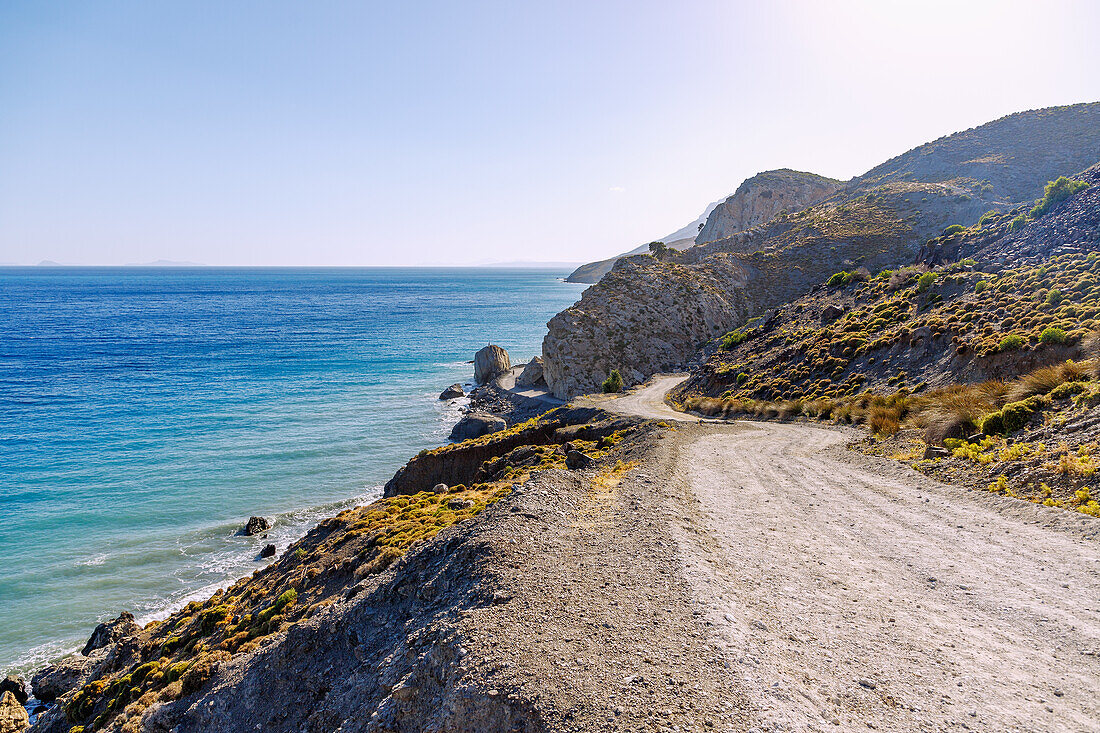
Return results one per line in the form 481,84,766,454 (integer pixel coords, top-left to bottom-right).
2,0,1098,266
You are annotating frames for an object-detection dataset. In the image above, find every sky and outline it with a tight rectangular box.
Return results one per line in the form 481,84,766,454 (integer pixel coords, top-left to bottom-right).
1,1,1099,266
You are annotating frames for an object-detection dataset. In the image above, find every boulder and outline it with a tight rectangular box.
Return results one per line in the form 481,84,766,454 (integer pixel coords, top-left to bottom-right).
473,345,511,384
820,304,846,324
438,383,464,400
515,357,545,388
81,611,138,656
0,678,26,706
449,413,507,442
566,450,593,470
31,650,105,702
242,516,270,536
0,691,28,733
260,544,276,559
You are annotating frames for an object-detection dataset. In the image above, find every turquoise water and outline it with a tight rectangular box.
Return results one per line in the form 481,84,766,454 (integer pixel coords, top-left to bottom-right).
0,267,585,675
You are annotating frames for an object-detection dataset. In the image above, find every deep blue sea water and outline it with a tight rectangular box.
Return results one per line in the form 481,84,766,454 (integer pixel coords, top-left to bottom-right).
0,267,585,674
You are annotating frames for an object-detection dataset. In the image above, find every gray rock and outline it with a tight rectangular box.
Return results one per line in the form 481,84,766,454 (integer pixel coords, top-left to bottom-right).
820,304,846,324
449,413,507,442
566,450,593,470
515,357,545,388
31,649,106,701
260,544,276,558
473,345,511,384
0,691,28,733
242,516,270,536
438,383,465,400
81,611,138,656
0,678,26,706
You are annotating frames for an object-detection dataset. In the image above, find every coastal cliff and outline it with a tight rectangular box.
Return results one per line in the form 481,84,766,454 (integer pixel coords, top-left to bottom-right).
544,256,748,399
694,169,841,244
542,103,1100,399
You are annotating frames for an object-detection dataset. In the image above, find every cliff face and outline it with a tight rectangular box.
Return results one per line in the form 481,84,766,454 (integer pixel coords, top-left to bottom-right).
543,256,749,399
694,169,842,244
541,103,1100,399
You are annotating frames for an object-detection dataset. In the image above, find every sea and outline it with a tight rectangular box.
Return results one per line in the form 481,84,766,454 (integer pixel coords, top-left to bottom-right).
0,266,586,675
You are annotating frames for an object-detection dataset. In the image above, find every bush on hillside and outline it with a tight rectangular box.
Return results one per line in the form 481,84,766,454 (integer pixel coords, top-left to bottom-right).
998,334,1025,352
916,272,937,293
943,224,966,236
1040,326,1068,345
1030,177,1090,219
602,369,624,393
719,328,754,350
974,280,990,293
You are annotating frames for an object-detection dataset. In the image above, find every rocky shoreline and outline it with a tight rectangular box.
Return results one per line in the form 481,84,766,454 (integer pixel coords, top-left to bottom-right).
2,343,571,733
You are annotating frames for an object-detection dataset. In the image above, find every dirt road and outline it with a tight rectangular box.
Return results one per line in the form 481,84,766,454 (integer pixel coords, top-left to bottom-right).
610,377,1100,731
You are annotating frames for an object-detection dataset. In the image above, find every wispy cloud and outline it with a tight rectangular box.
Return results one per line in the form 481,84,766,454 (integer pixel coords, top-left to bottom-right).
609,186,626,193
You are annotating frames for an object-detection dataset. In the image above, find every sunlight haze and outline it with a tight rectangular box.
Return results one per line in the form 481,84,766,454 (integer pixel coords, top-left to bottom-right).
1,0,1098,265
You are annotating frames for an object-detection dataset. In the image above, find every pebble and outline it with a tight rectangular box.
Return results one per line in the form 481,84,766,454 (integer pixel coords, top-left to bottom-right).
858,678,877,690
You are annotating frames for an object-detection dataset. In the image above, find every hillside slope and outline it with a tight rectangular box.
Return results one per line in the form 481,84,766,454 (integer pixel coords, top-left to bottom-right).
564,200,720,284
543,103,1100,398
694,168,841,244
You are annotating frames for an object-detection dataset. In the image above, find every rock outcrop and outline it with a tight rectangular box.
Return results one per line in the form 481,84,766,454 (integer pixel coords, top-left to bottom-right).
695,169,842,244
515,357,545,387
0,691,28,733
0,680,25,707
242,516,270,536
439,383,465,400
31,651,105,702
473,345,511,384
543,256,749,398
448,412,507,442
81,612,138,656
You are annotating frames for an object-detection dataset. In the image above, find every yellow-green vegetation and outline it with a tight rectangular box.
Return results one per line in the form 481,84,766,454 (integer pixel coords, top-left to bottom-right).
602,369,624,393
57,413,642,732
684,357,1100,515
704,252,1100,404
1029,176,1090,219
61,482,511,732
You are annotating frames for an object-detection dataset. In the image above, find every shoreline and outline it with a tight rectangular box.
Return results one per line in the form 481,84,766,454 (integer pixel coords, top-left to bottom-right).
7,352,557,716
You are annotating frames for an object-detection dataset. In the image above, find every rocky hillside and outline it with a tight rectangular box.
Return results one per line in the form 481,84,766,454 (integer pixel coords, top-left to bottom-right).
543,255,749,399
26,408,654,733
542,103,1100,399
565,200,720,284
675,162,1100,514
694,169,841,244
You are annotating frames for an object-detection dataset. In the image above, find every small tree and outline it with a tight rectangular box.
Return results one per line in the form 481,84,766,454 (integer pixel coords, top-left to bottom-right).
602,369,624,393
648,241,670,260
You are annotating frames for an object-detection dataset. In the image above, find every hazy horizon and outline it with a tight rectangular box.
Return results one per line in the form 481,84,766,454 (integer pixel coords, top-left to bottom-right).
2,0,1099,266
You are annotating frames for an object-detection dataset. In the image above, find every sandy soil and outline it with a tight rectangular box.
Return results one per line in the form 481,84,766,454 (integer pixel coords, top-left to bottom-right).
608,377,1100,732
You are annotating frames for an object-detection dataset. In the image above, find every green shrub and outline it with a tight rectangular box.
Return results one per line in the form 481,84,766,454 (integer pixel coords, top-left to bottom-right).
916,272,936,293
1045,289,1063,306
980,395,1047,435
1050,381,1087,399
601,369,624,393
1030,176,1090,219
1040,326,1067,344
974,280,990,294
978,211,997,226
719,329,753,350
1010,214,1027,231
943,224,966,236
826,271,852,288
735,372,749,386
998,334,1024,351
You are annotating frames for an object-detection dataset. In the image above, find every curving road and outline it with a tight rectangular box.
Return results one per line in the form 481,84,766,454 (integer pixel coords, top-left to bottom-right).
603,376,1100,731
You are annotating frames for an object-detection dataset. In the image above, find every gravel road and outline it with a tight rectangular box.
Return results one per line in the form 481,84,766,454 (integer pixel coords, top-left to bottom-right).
605,377,1100,731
